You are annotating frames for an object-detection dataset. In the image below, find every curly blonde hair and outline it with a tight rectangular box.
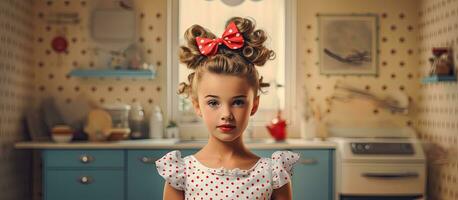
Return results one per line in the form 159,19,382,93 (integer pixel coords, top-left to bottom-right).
178,17,275,100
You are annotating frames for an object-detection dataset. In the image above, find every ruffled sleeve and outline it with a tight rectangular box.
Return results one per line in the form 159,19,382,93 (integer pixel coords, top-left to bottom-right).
155,150,186,191
271,151,300,189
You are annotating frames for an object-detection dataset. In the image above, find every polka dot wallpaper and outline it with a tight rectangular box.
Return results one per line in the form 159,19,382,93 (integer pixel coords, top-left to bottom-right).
33,0,167,117
297,0,420,135
416,0,458,199
0,0,34,200
0,0,457,199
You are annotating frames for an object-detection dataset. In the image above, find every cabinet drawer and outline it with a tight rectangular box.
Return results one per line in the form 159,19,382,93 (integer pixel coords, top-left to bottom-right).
44,150,124,168
45,169,124,200
292,149,334,200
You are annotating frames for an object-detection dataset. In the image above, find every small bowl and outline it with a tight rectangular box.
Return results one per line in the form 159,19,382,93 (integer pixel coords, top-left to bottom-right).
52,133,73,143
51,125,74,143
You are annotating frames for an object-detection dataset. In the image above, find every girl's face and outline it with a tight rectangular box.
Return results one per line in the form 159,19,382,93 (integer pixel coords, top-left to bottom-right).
192,72,259,142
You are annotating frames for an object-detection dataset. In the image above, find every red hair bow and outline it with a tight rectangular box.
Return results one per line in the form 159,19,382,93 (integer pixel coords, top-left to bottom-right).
195,22,244,56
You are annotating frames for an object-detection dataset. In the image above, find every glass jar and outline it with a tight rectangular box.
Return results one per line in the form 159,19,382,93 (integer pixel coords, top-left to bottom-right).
129,102,147,139
102,100,131,129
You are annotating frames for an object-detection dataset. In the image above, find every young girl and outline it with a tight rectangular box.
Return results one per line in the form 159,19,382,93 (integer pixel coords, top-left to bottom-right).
156,17,299,200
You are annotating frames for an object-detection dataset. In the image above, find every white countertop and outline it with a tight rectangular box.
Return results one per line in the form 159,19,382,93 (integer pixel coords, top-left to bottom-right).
14,138,336,149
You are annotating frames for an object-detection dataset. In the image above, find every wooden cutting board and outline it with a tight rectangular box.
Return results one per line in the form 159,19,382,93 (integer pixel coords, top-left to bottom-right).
84,109,112,141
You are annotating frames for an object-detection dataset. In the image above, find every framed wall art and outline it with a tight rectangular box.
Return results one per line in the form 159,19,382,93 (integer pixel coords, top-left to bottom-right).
318,14,378,75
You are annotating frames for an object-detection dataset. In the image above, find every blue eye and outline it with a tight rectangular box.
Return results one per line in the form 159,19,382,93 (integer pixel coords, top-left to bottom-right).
207,100,220,108
233,99,245,107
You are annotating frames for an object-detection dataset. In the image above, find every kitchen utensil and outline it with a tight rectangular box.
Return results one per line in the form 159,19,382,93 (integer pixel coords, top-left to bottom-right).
124,43,143,69
55,95,92,131
84,109,112,141
51,36,68,53
46,12,80,25
106,128,131,141
129,102,147,139
266,110,287,141
102,100,131,128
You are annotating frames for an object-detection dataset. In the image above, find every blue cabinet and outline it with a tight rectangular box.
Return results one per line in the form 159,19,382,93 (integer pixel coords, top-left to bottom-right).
126,149,198,200
43,150,125,200
42,148,333,200
292,150,334,200
126,150,168,200
251,149,275,157
252,149,334,200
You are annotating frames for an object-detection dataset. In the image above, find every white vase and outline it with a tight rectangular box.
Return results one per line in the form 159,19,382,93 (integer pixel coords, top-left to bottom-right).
316,120,328,140
302,117,316,140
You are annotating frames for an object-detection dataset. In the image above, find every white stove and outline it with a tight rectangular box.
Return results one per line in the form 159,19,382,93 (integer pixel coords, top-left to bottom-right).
331,136,426,200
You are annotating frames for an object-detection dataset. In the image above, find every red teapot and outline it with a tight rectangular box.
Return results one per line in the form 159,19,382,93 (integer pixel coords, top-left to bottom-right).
266,110,287,141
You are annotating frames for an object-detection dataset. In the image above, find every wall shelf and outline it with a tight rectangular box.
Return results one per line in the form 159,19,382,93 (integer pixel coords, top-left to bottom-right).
69,69,156,79
422,75,456,84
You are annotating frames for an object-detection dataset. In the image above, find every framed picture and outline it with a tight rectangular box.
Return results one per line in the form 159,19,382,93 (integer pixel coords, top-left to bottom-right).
318,14,378,75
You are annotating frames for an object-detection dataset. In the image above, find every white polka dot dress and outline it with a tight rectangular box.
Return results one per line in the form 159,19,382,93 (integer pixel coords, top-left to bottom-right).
155,150,300,199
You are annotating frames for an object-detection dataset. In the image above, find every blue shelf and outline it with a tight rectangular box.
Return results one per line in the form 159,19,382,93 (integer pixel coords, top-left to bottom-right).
69,69,156,79
422,75,456,83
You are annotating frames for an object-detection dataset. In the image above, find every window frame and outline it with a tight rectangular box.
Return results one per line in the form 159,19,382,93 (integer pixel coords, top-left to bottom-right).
166,0,298,138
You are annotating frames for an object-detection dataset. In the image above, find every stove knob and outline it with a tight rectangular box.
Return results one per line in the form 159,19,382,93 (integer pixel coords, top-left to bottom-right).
364,144,371,150
356,144,364,151
402,144,413,152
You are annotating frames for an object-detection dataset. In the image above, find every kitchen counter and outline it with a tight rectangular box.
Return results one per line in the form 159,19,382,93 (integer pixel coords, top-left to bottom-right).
19,138,336,200
15,138,336,149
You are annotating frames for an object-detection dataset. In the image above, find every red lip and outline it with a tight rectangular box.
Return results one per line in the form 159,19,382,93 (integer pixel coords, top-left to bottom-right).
217,124,235,128
217,124,236,132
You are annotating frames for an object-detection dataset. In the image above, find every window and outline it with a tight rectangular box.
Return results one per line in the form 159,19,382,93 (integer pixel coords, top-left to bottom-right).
167,0,297,138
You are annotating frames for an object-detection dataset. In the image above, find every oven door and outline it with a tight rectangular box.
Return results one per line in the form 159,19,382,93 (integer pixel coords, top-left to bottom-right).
340,162,425,196
340,195,424,200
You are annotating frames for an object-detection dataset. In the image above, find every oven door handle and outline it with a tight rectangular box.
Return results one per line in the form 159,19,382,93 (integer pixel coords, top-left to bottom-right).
362,172,419,179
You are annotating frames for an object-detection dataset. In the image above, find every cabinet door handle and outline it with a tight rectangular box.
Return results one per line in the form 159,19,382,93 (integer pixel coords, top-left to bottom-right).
79,154,94,164
78,176,93,184
362,172,419,179
140,156,159,164
299,159,317,165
